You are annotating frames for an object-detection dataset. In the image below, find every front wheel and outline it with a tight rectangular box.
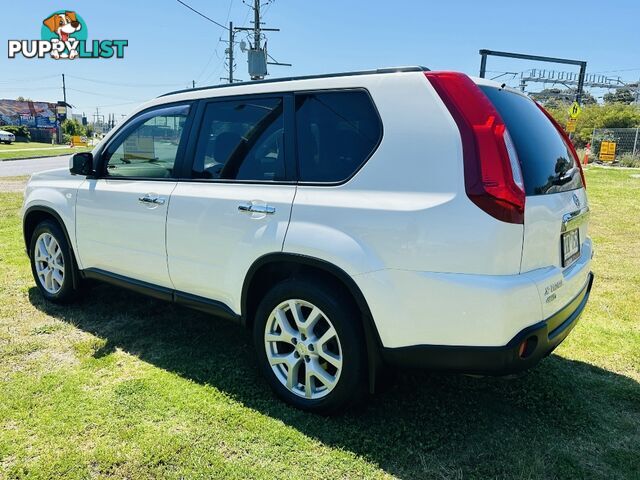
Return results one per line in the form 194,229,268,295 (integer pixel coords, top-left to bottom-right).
253,279,367,414
29,220,80,303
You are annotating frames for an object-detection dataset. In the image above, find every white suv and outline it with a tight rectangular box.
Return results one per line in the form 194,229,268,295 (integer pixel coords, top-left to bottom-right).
22,67,593,413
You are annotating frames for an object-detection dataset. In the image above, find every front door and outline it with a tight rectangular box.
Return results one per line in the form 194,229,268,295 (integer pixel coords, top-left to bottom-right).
75,103,192,289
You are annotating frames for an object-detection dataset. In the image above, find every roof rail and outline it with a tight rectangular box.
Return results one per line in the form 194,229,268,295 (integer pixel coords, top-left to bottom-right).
158,66,430,98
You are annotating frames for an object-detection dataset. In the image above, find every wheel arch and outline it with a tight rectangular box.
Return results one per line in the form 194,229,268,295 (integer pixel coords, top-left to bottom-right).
241,252,384,392
23,206,80,289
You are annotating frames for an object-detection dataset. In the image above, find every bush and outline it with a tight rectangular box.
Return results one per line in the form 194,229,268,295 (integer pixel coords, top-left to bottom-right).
546,103,640,147
1,125,31,141
61,119,85,137
618,154,640,168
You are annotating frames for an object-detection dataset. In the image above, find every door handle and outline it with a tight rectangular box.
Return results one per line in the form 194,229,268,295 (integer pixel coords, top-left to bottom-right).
238,203,276,214
138,195,166,205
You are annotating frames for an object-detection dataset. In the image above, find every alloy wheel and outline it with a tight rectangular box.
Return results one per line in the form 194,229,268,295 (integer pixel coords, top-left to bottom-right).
264,299,343,399
34,232,65,294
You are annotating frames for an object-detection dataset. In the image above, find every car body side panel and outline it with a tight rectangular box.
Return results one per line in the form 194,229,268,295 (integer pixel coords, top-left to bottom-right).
21,167,84,265
284,72,523,277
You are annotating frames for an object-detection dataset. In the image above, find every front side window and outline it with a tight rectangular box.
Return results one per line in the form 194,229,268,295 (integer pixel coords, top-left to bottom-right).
105,106,189,178
192,97,285,181
295,90,381,183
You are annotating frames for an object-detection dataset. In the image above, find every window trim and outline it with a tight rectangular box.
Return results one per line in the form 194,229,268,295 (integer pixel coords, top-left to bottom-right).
292,87,384,187
92,87,383,186
183,92,297,185
94,101,196,181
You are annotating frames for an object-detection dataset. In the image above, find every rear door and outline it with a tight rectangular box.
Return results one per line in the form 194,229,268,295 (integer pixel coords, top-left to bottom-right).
480,86,591,311
166,94,296,310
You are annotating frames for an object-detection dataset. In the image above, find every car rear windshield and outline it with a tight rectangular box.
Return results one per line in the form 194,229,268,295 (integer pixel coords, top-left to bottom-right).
480,86,583,196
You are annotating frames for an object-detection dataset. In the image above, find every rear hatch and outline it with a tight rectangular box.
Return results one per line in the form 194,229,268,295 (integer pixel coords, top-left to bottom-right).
480,85,591,312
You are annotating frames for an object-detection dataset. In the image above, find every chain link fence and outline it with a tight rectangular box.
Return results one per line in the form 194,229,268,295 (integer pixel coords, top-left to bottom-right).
590,127,640,163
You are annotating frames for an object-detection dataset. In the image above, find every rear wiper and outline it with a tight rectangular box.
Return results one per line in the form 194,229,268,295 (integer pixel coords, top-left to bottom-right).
551,173,573,186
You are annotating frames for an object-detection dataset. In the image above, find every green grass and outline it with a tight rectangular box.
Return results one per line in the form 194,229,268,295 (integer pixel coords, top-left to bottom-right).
0,147,91,161
0,142,65,150
0,168,638,479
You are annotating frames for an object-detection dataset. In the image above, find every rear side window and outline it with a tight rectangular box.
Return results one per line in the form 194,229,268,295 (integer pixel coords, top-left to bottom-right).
480,87,583,195
192,97,285,181
295,90,381,183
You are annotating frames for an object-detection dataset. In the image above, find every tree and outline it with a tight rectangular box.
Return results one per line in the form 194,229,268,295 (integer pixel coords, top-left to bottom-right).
532,88,596,108
61,118,85,137
603,88,636,104
546,102,640,147
16,96,33,102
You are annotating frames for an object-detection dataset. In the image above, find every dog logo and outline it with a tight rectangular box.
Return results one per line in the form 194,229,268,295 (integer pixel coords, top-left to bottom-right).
8,10,127,60
42,11,83,59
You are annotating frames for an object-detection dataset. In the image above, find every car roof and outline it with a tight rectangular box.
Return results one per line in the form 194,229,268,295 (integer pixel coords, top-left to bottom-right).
158,66,430,98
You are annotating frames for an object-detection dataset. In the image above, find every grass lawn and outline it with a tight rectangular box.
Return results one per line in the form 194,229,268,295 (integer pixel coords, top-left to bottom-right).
0,146,91,161
0,142,65,150
0,168,638,479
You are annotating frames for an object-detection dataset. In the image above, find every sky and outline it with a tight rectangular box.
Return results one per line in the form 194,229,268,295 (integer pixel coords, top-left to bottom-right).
1,0,639,121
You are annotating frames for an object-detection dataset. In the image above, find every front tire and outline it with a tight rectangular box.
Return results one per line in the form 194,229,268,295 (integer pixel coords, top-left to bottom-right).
29,220,80,303
253,278,367,414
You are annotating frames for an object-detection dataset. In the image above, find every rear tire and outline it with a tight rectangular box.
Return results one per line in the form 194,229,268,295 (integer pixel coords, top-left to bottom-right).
253,278,367,414
29,220,80,303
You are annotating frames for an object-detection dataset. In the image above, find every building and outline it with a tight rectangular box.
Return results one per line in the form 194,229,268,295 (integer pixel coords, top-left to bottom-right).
0,98,59,142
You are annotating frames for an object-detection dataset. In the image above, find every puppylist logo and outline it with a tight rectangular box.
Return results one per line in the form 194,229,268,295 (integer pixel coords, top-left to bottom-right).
8,10,128,60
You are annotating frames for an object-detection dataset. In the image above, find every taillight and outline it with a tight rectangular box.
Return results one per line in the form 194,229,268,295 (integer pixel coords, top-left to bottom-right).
425,72,525,224
535,101,586,189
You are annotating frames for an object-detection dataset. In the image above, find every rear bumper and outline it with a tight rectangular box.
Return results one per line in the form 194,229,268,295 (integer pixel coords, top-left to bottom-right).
381,272,594,375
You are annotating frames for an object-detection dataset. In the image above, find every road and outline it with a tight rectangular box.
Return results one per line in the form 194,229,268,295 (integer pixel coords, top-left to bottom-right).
0,155,70,177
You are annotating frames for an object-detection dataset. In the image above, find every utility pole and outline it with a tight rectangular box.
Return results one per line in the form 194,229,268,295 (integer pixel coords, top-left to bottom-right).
253,0,260,56
229,21,234,83
235,0,290,81
192,80,196,89
62,74,67,105
220,21,241,84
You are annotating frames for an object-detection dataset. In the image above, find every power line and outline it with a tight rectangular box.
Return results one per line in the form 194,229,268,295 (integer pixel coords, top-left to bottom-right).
94,100,142,108
195,0,235,83
0,86,60,91
175,0,229,30
591,67,640,74
235,0,290,80
0,74,59,85
66,87,142,102
65,74,184,88
202,5,252,85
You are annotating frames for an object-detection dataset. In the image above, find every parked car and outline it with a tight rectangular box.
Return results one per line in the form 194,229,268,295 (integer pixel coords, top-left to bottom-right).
0,129,16,144
22,67,593,413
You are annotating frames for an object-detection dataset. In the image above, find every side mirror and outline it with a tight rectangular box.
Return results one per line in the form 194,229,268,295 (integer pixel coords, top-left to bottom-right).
70,152,94,176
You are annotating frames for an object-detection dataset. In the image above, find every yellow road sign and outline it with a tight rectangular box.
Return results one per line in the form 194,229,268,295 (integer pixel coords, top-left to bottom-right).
568,101,582,119
70,135,88,147
599,141,616,162
566,118,577,133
